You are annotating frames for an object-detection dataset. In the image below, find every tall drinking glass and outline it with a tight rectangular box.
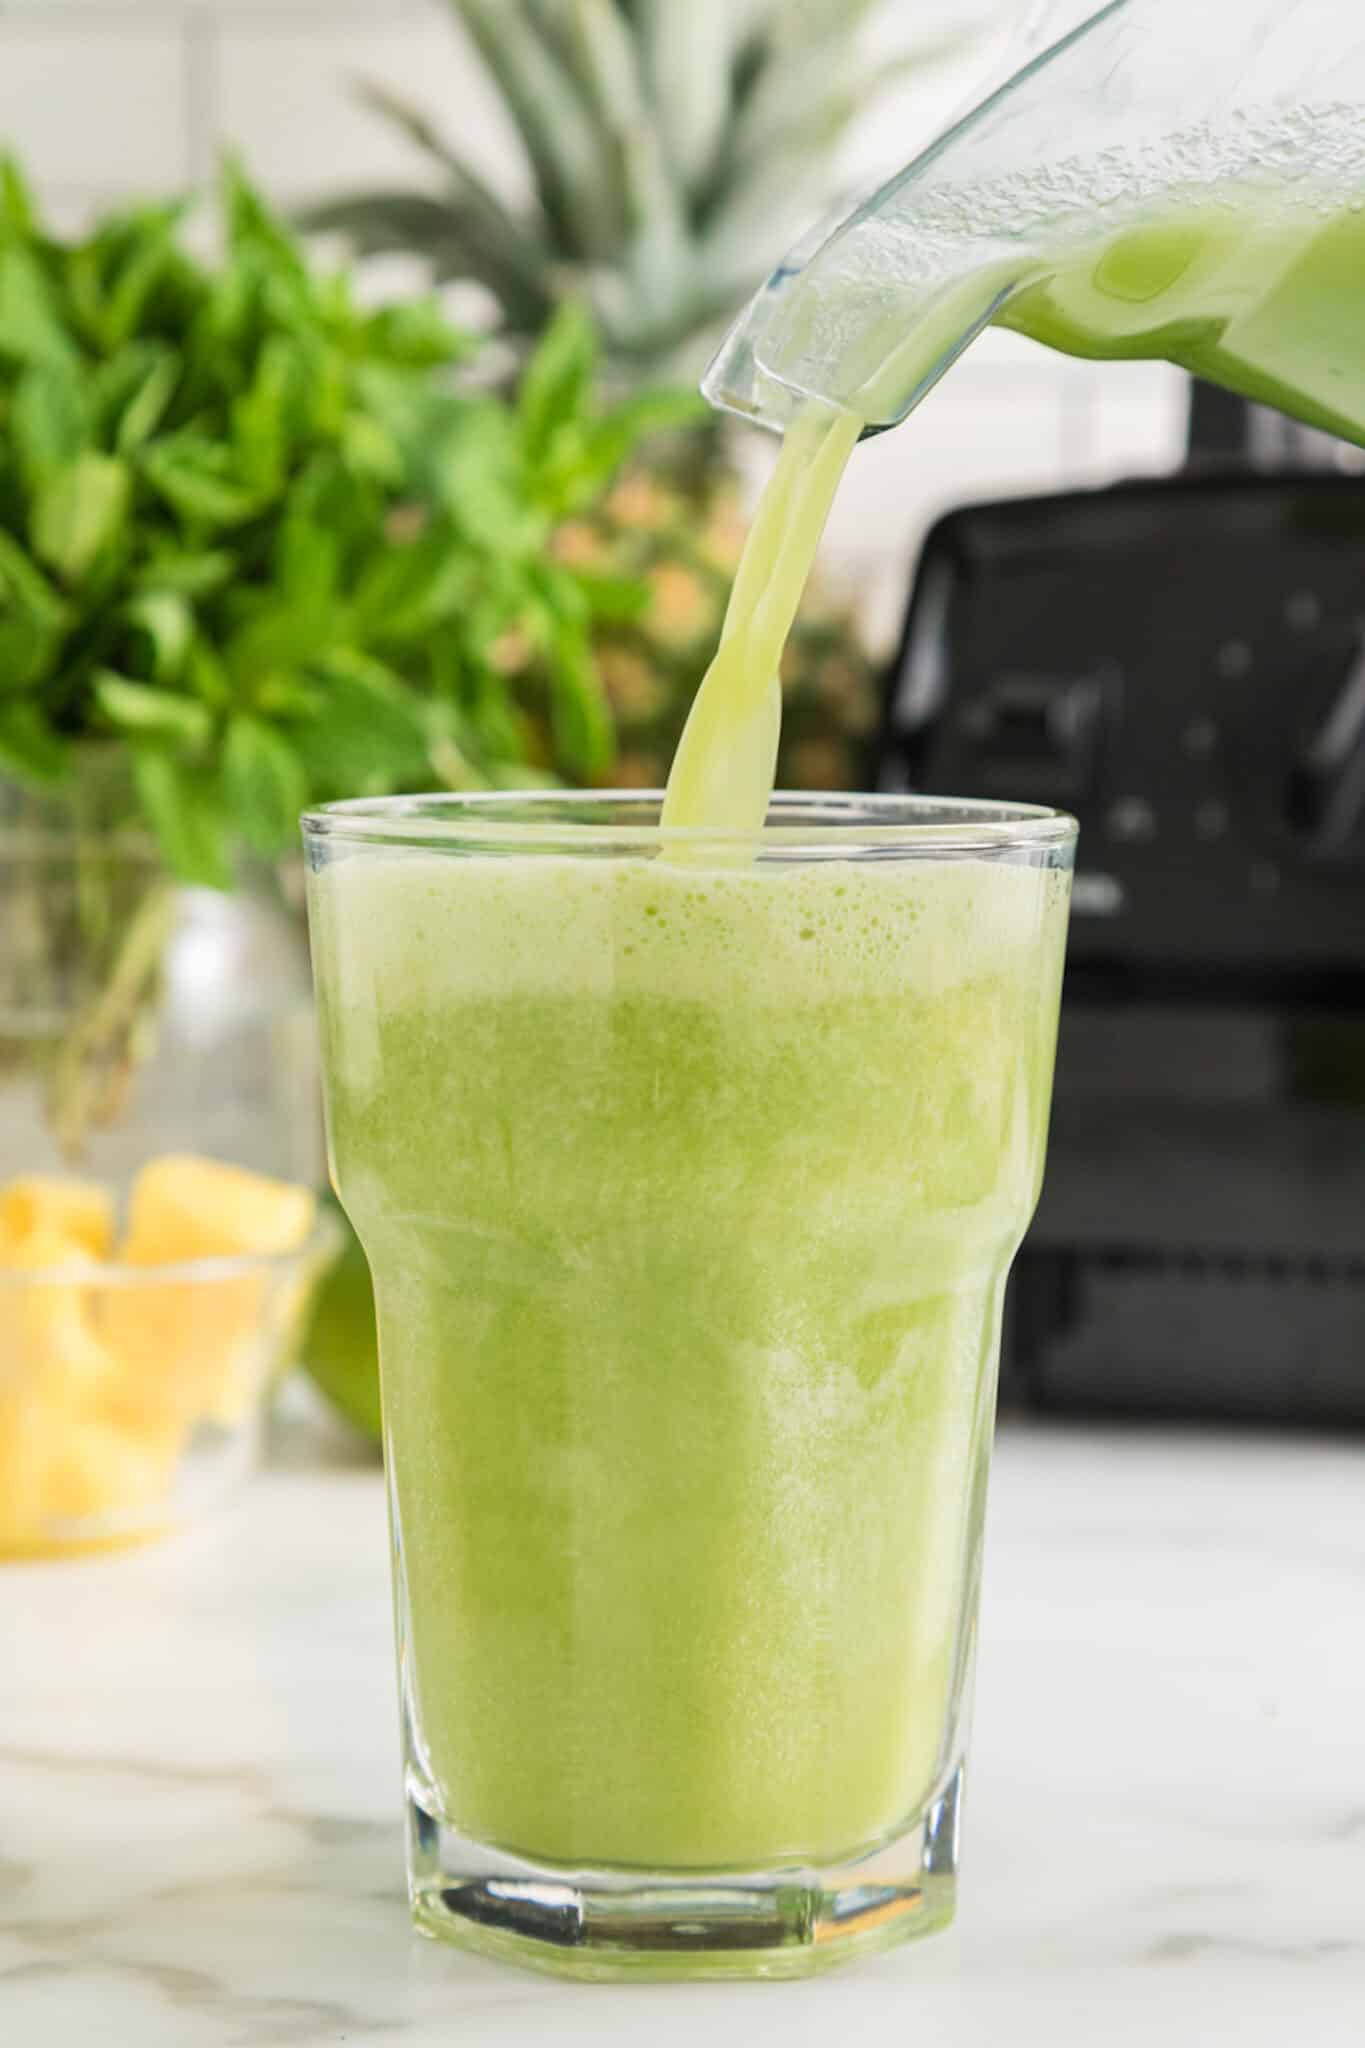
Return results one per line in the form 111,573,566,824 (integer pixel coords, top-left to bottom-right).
303,793,1075,1980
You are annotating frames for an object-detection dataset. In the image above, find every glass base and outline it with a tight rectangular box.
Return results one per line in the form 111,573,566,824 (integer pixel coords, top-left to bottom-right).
406,1762,963,1982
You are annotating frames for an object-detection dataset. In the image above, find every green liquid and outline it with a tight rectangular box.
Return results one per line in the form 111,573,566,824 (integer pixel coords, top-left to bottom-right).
1000,202,1365,445
313,853,1069,1866
661,403,861,836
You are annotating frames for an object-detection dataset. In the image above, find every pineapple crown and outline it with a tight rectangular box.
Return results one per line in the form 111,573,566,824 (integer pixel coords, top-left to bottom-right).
306,0,971,379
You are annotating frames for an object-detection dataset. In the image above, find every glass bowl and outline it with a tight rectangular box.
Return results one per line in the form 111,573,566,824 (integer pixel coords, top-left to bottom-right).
0,1213,340,1559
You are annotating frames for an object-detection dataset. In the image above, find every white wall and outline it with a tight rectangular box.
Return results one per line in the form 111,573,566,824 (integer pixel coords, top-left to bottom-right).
0,0,1189,641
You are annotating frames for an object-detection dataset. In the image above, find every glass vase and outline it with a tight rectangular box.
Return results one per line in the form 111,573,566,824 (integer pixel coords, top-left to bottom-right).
0,770,320,1189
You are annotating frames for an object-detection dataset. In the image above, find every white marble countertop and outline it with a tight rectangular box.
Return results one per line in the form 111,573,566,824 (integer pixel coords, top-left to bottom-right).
3,1410,1362,2046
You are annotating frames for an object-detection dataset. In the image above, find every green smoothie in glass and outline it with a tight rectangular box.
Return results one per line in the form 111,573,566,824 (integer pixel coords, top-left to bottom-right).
307,804,1073,1961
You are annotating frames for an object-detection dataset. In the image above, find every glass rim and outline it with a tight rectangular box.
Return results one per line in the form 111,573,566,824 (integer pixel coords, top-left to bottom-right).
301,790,1078,857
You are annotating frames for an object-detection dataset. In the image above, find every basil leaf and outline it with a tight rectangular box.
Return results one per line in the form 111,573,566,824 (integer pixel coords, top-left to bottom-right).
0,701,67,781
10,361,90,487
0,243,74,366
223,712,309,855
136,547,235,600
113,348,180,453
132,747,232,889
122,591,194,683
518,299,597,464
30,454,130,586
95,670,212,745
140,434,264,529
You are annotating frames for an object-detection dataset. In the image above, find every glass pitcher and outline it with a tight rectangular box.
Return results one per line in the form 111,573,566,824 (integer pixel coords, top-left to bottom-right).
705,0,1365,446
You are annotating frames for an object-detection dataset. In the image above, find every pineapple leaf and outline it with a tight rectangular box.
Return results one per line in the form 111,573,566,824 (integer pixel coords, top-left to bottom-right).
304,189,483,258
693,152,830,312
351,82,546,250
563,1,692,331
521,0,573,49
349,81,554,320
520,0,611,96
304,185,552,336
726,47,857,179
564,0,644,128
618,135,691,331
444,0,625,261
423,233,550,336
633,0,738,194
729,25,968,180
780,0,886,39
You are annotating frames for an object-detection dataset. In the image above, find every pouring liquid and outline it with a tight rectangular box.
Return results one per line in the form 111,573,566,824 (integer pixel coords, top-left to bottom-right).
660,402,861,837
668,188,1365,836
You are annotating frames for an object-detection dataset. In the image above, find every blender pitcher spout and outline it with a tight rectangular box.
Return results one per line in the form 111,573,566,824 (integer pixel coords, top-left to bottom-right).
702,0,1365,445
701,0,1135,437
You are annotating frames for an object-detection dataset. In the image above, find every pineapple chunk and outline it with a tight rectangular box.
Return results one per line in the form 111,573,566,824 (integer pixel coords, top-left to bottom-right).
0,1177,113,1260
0,1388,55,1549
0,1228,119,1409
42,1412,176,1524
0,1156,318,1549
100,1275,264,1433
104,1154,314,1430
122,1155,315,1265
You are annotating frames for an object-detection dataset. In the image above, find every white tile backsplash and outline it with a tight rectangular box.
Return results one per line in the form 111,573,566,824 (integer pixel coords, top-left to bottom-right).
0,22,187,193
1068,364,1192,483
215,13,527,205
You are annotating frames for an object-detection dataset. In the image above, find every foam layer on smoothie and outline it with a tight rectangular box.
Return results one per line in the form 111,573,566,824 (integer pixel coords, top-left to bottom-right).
315,850,1066,1015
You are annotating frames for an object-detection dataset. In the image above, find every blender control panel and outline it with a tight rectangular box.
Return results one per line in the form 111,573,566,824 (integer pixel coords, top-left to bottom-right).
881,473,1365,979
